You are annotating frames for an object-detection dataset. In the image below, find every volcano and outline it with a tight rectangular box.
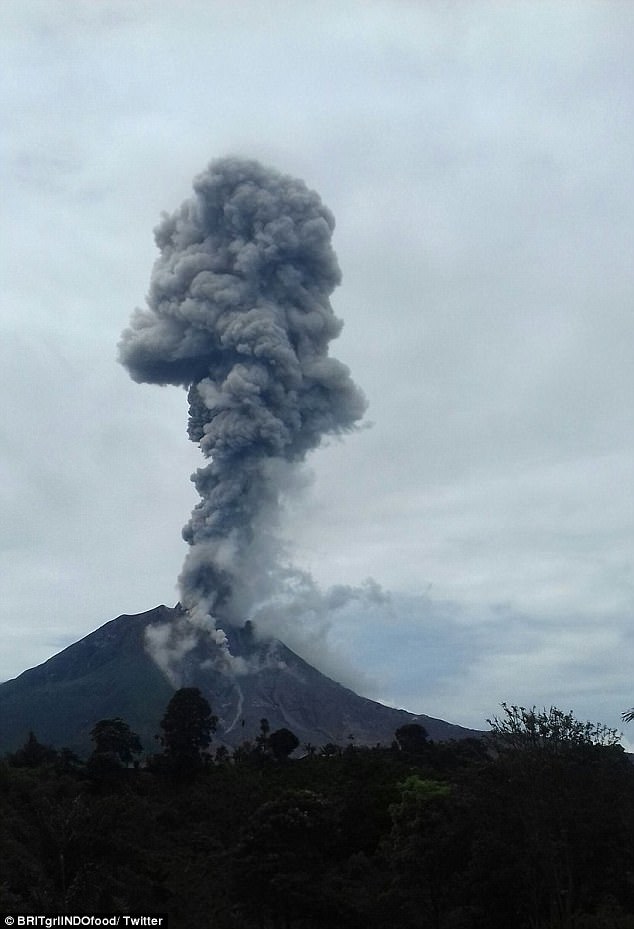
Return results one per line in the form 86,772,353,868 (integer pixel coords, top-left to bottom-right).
0,605,480,756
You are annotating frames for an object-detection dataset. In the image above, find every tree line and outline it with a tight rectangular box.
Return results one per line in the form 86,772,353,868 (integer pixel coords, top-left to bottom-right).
2,692,634,928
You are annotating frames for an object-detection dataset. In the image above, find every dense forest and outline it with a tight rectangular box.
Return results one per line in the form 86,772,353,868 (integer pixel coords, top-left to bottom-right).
2,691,634,929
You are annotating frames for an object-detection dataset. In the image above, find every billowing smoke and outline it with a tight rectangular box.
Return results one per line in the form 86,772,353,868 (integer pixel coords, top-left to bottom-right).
119,157,367,664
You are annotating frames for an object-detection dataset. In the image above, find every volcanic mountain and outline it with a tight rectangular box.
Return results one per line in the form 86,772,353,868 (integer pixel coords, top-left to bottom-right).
0,605,479,756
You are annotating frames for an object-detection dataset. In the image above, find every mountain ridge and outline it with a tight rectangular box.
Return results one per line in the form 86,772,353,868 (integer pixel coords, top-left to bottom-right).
0,605,481,755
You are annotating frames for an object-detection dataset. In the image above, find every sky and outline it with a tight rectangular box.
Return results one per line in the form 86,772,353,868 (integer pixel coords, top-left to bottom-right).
2,0,634,743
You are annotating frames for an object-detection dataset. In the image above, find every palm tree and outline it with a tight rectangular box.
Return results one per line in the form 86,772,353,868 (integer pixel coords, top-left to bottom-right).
622,708,634,723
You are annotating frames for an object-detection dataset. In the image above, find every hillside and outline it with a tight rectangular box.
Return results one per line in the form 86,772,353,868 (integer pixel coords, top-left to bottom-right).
0,604,479,755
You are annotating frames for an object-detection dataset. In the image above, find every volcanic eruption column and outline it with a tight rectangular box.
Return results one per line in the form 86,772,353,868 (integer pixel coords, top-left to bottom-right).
119,158,366,647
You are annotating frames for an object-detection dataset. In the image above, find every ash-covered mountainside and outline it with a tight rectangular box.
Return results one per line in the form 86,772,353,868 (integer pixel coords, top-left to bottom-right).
0,605,480,756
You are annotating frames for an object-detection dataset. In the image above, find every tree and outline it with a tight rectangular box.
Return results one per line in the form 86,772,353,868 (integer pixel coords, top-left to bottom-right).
477,704,630,927
255,717,270,756
231,789,340,927
487,703,621,755
9,732,57,768
268,727,299,761
159,687,217,770
90,718,142,766
393,723,430,755
385,775,465,929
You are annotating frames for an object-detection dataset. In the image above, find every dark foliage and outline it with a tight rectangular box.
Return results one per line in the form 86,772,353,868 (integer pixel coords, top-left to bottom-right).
268,727,300,760
393,722,430,755
2,702,634,927
8,732,58,768
90,718,142,766
158,687,217,773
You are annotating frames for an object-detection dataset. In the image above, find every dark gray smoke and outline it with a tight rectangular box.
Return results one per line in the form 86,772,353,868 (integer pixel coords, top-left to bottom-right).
119,157,367,650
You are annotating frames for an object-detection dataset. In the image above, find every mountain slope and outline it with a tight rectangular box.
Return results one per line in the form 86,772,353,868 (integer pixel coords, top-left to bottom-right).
0,605,479,755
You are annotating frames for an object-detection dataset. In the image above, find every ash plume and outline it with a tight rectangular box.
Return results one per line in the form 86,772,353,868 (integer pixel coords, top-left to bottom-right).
119,157,367,663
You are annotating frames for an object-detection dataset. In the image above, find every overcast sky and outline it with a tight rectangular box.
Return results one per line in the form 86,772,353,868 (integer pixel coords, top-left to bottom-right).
2,0,634,742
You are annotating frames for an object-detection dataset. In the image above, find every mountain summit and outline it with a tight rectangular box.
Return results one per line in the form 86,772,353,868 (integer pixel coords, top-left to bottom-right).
0,605,478,755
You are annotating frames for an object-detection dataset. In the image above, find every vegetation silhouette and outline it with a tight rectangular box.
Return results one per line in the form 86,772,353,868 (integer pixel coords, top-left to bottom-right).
2,699,634,927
